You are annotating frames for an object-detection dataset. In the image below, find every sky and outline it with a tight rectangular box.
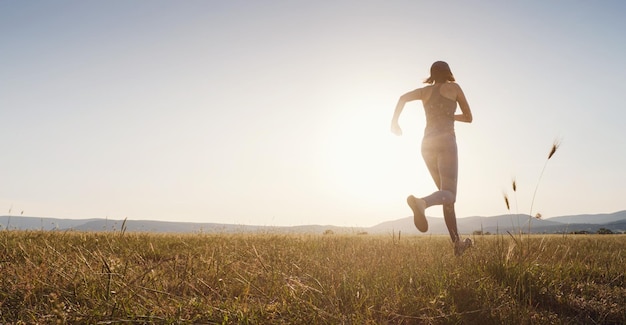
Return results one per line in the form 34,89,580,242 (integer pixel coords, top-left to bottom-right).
1,1,626,227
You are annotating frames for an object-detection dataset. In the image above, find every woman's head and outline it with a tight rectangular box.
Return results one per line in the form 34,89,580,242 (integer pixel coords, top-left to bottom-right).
424,61,455,84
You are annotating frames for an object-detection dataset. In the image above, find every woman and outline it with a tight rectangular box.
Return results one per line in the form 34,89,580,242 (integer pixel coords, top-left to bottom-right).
390,61,473,256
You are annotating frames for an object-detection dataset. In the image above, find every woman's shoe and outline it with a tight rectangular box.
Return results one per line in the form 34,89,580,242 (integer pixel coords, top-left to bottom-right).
407,195,428,232
454,237,473,256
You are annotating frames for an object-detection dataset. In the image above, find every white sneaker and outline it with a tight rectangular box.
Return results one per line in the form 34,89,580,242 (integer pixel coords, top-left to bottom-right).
454,237,473,256
407,195,428,232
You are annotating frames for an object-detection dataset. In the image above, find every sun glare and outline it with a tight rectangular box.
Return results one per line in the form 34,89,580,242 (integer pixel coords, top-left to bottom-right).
319,105,432,208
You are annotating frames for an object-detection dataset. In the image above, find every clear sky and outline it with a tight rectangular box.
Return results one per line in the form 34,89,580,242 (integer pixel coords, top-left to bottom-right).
2,1,625,227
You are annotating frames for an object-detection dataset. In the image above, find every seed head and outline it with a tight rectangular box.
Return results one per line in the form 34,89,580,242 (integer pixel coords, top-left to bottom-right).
503,193,510,211
535,213,543,220
548,139,561,160
512,178,517,192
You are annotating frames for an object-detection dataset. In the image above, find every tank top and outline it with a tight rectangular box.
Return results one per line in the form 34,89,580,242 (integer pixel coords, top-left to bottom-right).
423,83,457,137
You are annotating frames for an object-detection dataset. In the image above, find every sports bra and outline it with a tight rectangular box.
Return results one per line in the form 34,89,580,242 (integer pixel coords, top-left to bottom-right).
423,83,457,137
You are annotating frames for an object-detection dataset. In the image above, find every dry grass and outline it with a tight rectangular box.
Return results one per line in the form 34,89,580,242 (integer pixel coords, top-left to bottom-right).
0,230,624,324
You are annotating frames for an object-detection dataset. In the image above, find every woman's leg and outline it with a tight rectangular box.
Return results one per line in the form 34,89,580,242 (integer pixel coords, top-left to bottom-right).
443,203,459,242
421,135,460,242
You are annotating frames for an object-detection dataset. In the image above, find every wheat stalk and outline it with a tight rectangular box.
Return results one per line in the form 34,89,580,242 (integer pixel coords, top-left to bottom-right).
529,139,561,219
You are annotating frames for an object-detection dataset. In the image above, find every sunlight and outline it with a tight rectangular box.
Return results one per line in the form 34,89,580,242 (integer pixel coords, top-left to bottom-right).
318,104,433,207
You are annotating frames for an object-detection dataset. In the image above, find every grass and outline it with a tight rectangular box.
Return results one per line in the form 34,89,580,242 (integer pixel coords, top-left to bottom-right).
1,230,624,324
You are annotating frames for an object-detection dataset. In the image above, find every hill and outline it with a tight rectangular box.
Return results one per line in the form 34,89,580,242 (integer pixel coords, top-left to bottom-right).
1,210,625,234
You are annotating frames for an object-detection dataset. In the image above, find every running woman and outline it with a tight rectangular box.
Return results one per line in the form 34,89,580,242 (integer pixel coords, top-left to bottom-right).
390,61,474,256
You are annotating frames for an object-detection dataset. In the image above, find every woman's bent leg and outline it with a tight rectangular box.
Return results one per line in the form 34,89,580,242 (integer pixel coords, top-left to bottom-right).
421,134,458,207
421,134,460,242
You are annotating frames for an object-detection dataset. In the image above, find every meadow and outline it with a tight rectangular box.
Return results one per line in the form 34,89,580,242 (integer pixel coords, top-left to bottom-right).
0,230,624,324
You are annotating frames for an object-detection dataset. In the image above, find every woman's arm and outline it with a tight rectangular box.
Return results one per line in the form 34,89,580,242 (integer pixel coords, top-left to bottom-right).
391,89,423,135
454,85,473,123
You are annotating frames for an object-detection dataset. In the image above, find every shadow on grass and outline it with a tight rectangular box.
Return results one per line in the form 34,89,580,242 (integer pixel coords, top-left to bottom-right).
486,261,623,324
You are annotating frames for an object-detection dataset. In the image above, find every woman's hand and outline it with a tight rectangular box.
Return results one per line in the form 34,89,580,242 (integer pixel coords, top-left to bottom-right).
391,121,403,136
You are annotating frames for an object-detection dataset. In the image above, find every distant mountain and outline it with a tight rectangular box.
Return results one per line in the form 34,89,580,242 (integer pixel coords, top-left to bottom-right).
369,211,626,235
0,216,100,231
548,211,626,224
1,211,625,235
0,216,366,234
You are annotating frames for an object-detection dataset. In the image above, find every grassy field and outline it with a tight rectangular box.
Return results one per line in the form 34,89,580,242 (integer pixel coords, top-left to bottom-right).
0,230,624,324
